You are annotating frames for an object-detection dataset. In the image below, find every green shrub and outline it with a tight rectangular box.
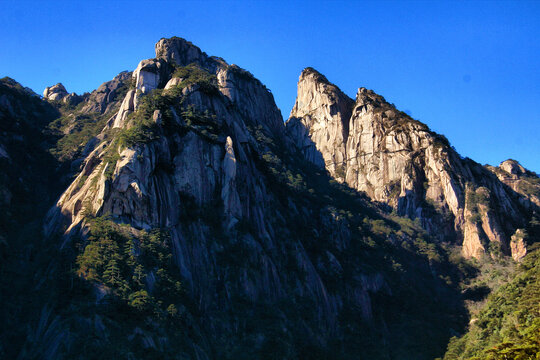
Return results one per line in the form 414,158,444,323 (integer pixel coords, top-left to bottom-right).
443,245,540,359
75,217,183,318
171,63,218,95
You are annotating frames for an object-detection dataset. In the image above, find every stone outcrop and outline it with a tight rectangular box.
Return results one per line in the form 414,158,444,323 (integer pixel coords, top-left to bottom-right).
217,64,285,139
286,68,537,259
488,159,540,207
221,136,241,228
510,229,528,261
155,36,227,73
43,83,68,101
164,77,183,90
287,68,353,177
45,55,361,352
112,89,135,128
81,71,131,114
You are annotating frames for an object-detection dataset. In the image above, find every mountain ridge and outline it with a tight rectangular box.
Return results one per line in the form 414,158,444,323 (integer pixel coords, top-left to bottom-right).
0,36,538,360
285,67,539,261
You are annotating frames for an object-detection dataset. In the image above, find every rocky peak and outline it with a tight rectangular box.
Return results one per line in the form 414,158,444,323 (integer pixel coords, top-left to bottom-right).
488,159,540,208
287,68,536,260
43,83,68,101
81,71,131,114
155,37,205,65
290,67,353,118
40,38,475,359
217,64,285,139
499,159,527,176
298,66,332,84
118,37,284,138
287,67,354,178
155,36,227,72
354,87,399,115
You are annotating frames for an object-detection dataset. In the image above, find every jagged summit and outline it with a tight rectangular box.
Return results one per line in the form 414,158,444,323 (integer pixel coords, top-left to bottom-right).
155,36,227,71
299,66,333,84
286,67,539,260
43,82,68,101
499,159,527,175
355,86,395,110
287,67,354,174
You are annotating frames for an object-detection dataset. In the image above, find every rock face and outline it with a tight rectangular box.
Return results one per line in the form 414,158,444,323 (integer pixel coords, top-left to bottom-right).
43,83,68,101
488,159,540,208
510,228,528,261
221,136,241,229
43,37,469,359
81,71,131,114
286,68,538,259
287,68,353,176
164,77,183,90
112,89,135,128
155,36,225,72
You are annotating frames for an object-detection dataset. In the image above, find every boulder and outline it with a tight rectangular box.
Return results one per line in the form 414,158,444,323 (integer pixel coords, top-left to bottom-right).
43,83,68,101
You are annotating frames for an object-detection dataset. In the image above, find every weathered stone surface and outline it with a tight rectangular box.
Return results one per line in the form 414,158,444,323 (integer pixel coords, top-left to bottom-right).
164,77,183,90
81,71,131,114
488,159,540,207
43,83,68,101
287,68,537,260
287,68,353,176
113,89,135,128
510,229,527,262
155,37,227,73
152,109,162,125
221,136,241,228
132,59,164,109
500,159,526,175
40,37,537,358
217,65,285,139
45,39,399,356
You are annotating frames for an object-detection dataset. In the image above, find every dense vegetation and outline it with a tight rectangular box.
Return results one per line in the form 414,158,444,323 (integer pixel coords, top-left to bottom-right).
443,243,540,359
171,63,219,95
46,77,131,163
0,78,64,359
48,112,110,161
0,77,60,254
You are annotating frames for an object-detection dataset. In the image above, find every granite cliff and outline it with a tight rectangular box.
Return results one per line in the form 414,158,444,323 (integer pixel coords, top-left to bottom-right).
287,68,539,261
0,37,538,360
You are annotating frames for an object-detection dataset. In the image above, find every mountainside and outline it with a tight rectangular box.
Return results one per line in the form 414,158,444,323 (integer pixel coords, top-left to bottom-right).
0,37,538,360
287,68,539,261
0,77,60,255
444,242,540,360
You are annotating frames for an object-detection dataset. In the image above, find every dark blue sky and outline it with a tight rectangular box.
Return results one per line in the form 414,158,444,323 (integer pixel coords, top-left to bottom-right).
1,0,539,172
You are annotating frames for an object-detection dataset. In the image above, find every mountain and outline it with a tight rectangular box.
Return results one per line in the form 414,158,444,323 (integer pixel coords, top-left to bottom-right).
0,37,538,360
0,77,60,255
286,67,539,261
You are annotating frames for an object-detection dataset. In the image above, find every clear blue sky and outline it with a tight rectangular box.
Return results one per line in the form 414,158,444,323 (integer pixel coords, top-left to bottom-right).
1,0,539,172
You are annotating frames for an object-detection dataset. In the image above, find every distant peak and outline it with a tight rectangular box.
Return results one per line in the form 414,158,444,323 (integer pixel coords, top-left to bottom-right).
354,86,392,108
499,159,527,176
299,67,332,85
155,36,207,66
290,67,354,120
43,83,68,101
154,36,229,73
155,36,200,55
